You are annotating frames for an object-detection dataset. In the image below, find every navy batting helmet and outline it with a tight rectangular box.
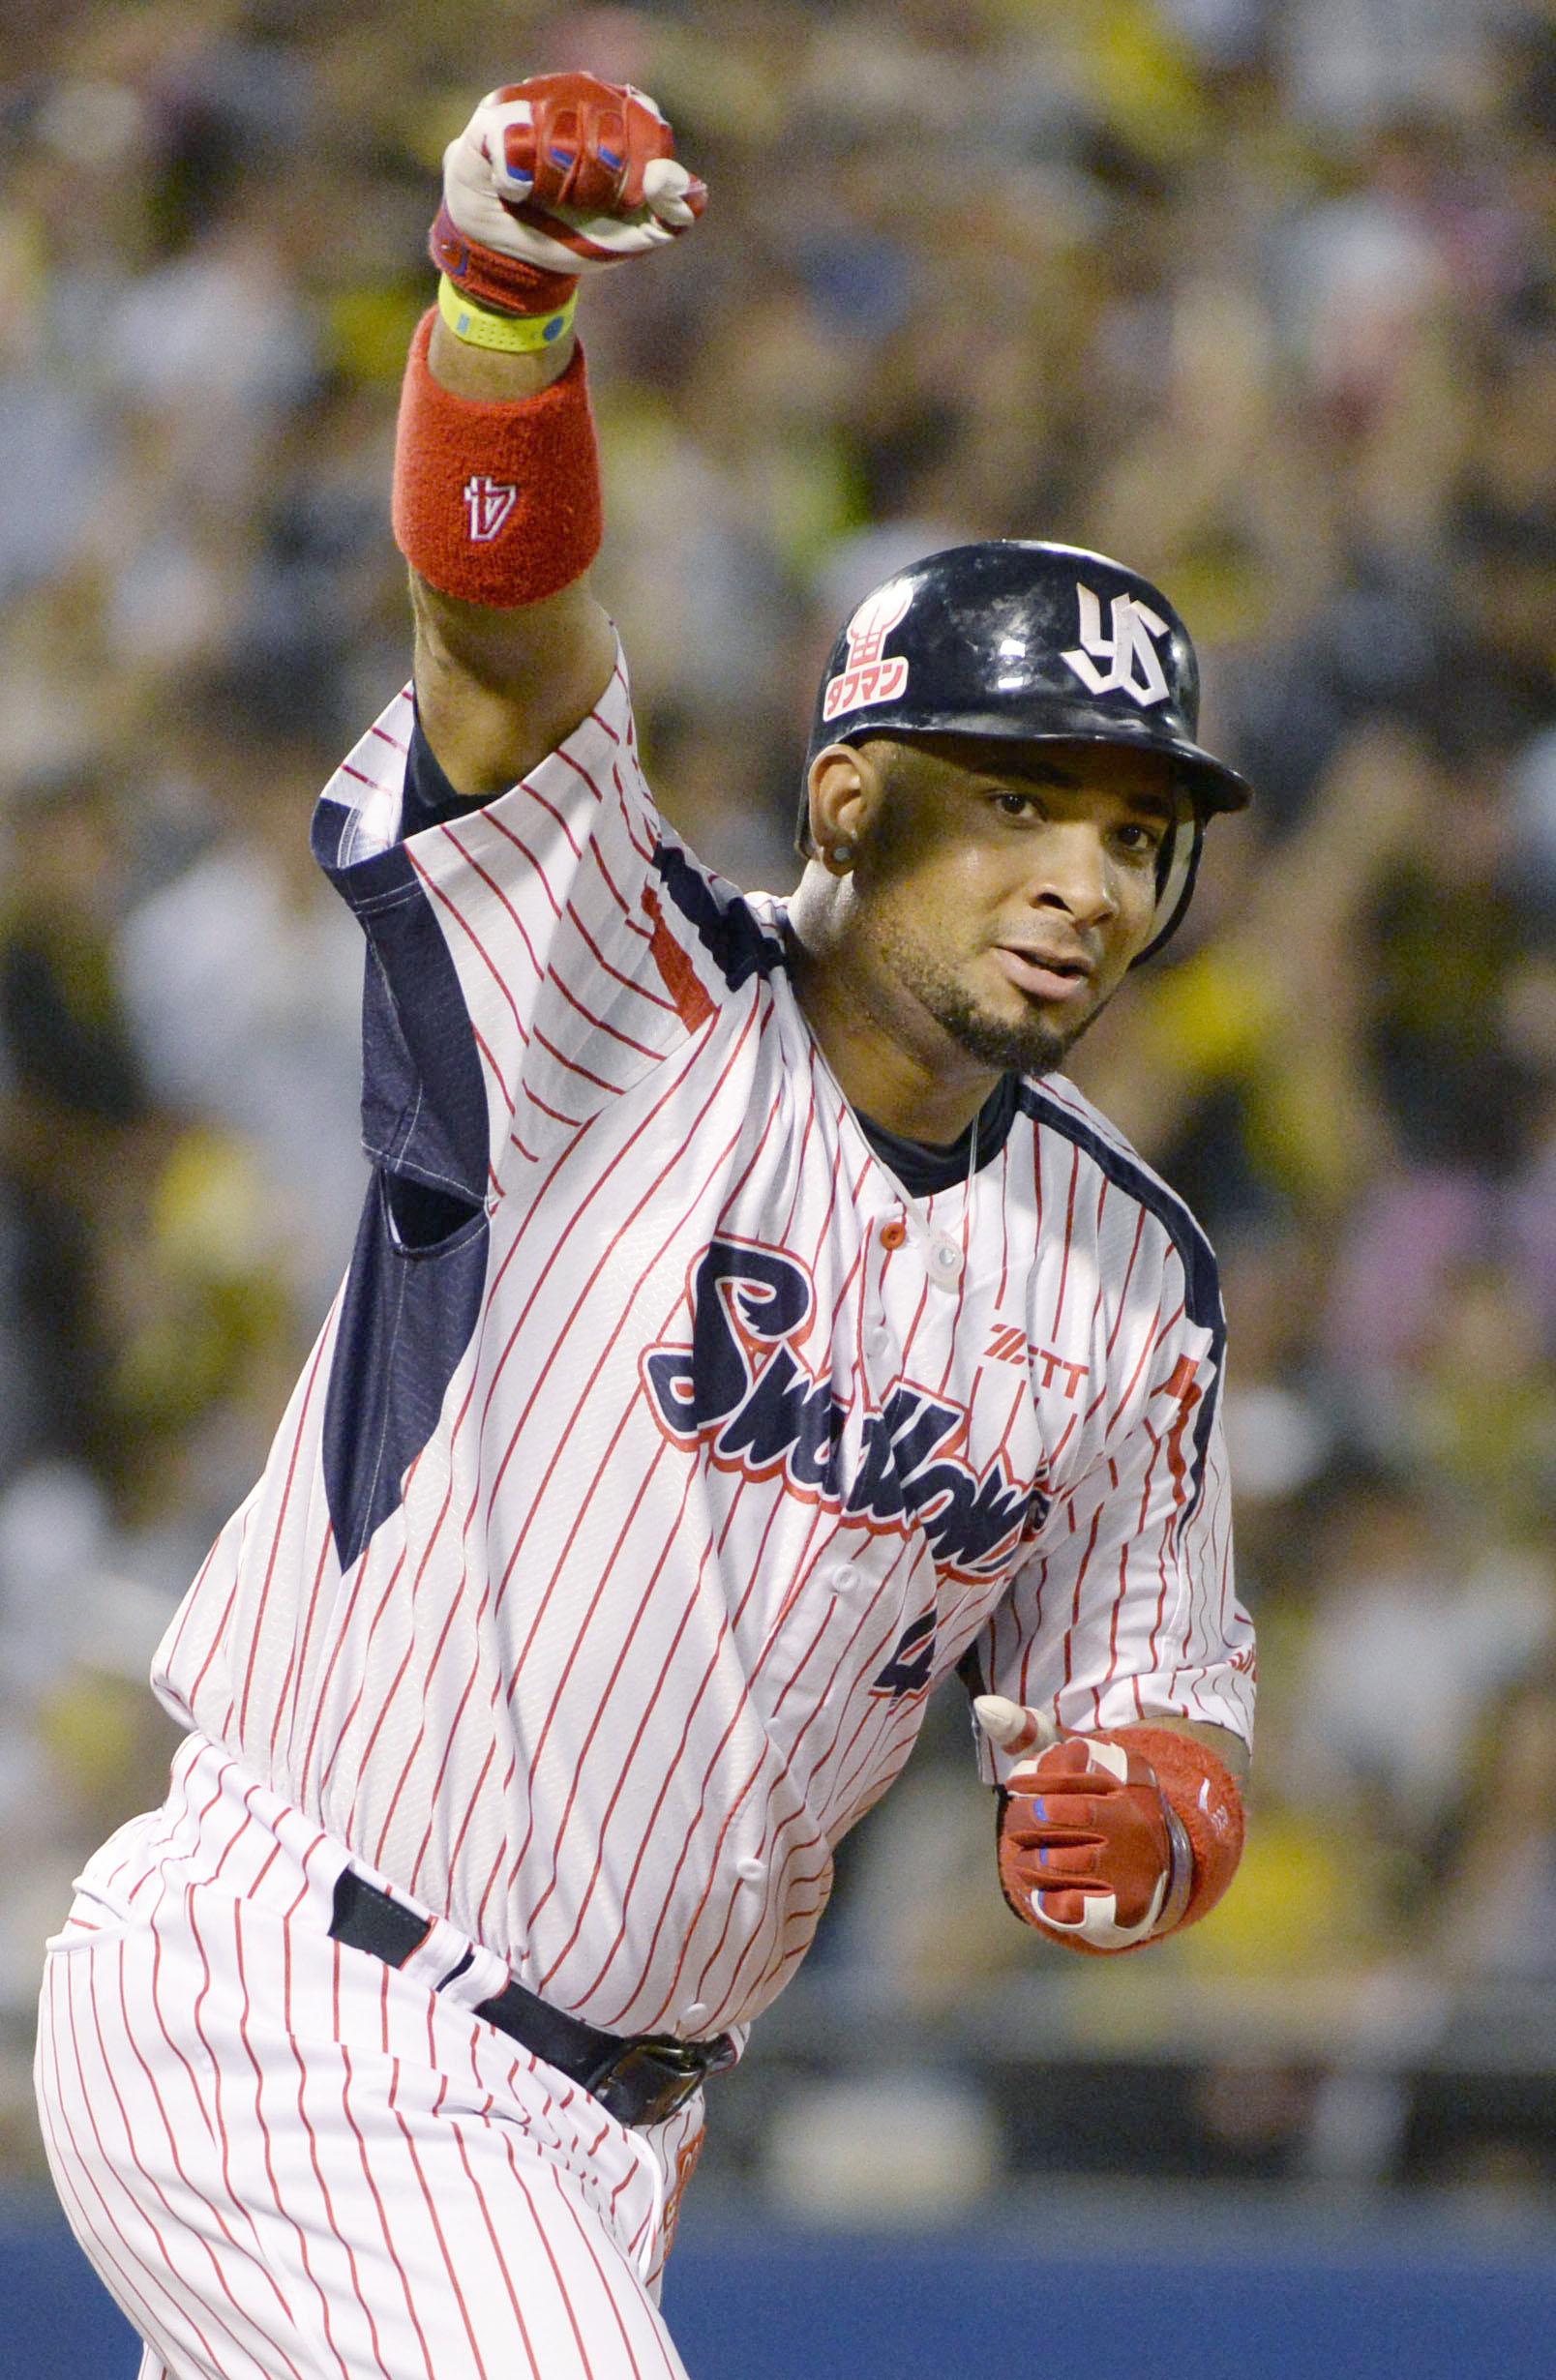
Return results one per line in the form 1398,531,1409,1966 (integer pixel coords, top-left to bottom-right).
802,540,1252,958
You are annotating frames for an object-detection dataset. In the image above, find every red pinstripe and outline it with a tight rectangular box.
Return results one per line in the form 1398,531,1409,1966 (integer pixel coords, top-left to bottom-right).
549,962,664,1058
526,1086,591,1131
230,1912,353,2380
478,1021,763,1608
45,1951,234,2368
449,2127,545,2380
183,1903,304,2350
276,1530,341,1781
357,1464,470,1864
337,2042,443,2378
542,1540,739,1998
280,1929,397,2380
136,1931,303,2371
517,1441,696,1939
584,1678,770,2026
1102,1202,1150,1360
790,1558,921,1815
231,1324,338,1733
472,1019,516,1112
569,902,677,1011
1050,1142,1080,1338
305,1539,412,1800
531,1020,627,1094
416,854,534,1039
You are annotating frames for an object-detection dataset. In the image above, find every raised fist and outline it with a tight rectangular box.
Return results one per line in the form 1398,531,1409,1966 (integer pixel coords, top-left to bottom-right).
433,73,706,313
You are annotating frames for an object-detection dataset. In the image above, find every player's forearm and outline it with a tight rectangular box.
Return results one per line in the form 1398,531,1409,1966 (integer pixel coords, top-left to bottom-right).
427,310,573,405
406,314,616,798
411,569,615,799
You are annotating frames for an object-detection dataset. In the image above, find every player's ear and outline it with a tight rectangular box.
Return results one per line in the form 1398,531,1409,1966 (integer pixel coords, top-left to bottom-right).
805,742,882,874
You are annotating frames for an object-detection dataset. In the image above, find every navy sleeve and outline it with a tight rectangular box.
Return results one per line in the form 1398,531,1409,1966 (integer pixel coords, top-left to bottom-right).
320,710,494,1567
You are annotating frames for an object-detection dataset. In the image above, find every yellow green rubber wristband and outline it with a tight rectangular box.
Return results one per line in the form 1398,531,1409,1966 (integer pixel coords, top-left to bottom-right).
435,274,577,353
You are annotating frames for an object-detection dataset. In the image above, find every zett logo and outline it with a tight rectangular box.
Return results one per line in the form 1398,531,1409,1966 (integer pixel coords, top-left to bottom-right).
984,1324,1090,1398
463,475,518,542
1062,583,1172,707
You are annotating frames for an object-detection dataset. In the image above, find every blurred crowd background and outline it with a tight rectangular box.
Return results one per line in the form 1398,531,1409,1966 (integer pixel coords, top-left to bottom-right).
1,0,1554,2221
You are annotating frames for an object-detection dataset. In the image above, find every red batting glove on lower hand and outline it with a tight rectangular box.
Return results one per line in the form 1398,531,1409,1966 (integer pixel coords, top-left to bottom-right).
974,1695,1243,1955
433,73,706,314
996,1736,1193,1952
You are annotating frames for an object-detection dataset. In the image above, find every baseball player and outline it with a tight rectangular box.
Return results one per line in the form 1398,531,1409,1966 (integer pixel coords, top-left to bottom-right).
36,73,1254,2380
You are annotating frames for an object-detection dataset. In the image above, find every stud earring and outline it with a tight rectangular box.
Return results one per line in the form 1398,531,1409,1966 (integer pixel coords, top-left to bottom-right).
829,843,853,868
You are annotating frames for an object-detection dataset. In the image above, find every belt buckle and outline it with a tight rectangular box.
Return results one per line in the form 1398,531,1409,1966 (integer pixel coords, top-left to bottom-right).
590,2034,736,2127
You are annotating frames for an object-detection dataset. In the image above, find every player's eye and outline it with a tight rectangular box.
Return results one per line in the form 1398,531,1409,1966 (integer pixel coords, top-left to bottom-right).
992,788,1042,819
1113,818,1167,860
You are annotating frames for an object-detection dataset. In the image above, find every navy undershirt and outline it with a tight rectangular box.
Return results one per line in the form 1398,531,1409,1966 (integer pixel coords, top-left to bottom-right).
403,715,1021,1195
403,713,492,835
857,1072,1018,1196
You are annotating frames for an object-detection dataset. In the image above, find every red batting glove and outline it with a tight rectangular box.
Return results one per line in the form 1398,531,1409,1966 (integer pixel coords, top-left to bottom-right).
974,1696,1244,1955
432,73,706,315
997,1736,1193,1953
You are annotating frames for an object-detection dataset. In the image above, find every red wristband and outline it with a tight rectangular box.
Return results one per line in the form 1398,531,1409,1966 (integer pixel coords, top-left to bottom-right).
430,203,580,316
391,310,603,608
1111,1725,1245,1928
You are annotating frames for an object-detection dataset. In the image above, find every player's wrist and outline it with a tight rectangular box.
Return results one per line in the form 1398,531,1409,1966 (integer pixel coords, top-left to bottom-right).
436,273,578,356
431,201,582,317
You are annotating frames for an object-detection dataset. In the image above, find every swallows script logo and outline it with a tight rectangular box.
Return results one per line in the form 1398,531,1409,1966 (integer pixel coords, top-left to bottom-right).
641,1239,1038,1581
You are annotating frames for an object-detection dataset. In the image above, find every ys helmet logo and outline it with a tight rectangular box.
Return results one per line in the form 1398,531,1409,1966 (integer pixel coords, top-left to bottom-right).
1061,583,1173,706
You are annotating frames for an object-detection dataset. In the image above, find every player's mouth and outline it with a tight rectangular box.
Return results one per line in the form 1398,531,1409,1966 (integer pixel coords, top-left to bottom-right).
993,944,1097,1002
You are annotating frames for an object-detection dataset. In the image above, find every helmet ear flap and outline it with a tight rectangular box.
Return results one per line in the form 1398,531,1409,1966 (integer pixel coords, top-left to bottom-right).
1133,801,1204,965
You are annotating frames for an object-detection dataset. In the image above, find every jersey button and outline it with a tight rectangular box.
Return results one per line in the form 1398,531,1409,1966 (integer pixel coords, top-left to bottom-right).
830,1563,862,1595
928,1234,965,1287
736,1857,765,1885
680,2001,710,2031
880,1218,907,1250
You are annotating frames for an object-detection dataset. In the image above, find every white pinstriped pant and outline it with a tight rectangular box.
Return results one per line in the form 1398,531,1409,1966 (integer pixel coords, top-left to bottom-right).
34,1738,702,2380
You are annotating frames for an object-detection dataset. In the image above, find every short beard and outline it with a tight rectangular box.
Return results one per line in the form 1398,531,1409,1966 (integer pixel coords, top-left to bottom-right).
926,979,1075,1079
878,928,1085,1079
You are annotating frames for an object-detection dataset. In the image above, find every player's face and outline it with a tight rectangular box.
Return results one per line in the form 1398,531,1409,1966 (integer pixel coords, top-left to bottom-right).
842,734,1174,1079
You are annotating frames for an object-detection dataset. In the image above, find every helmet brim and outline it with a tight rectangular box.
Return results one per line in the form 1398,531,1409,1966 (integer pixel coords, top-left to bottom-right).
837,711,1252,816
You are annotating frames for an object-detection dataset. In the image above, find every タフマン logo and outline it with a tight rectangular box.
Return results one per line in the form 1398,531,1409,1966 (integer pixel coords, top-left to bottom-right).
821,582,913,722
640,1239,1036,1580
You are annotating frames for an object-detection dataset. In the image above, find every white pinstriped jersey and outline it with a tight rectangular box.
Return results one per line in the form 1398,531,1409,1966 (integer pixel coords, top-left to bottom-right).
152,647,1253,2045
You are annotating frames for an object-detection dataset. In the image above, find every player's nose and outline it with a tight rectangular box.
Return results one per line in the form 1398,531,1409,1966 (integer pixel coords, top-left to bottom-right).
1026,821,1120,926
